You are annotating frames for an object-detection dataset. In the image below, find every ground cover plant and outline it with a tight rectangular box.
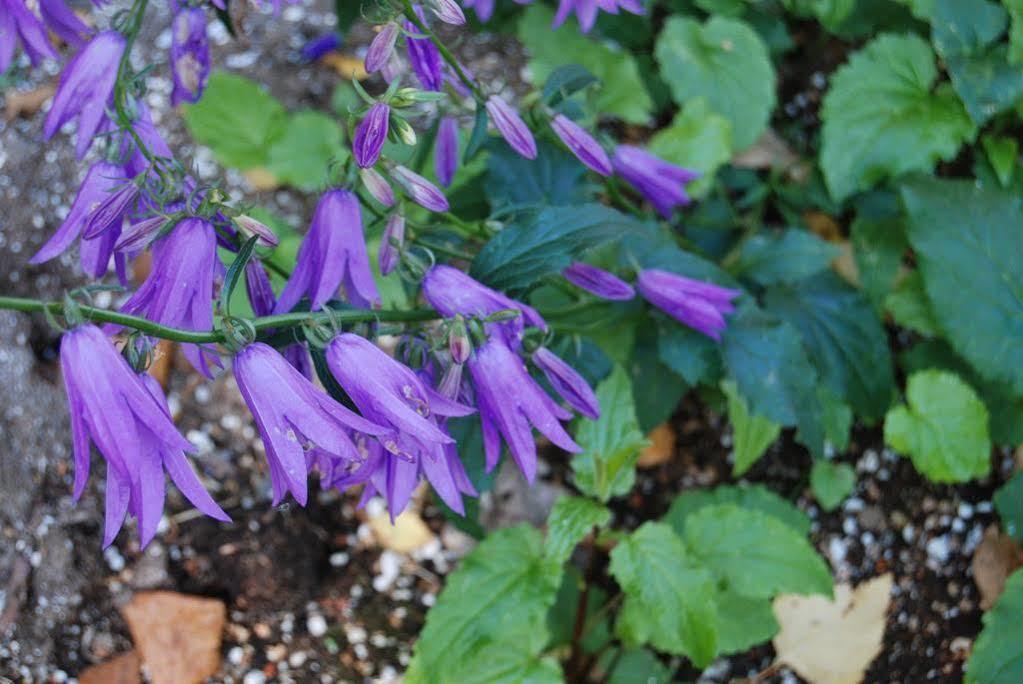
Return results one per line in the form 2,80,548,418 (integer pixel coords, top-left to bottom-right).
1,0,1022,680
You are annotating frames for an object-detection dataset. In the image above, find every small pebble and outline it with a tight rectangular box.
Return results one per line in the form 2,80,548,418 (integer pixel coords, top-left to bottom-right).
307,614,328,637
243,672,266,684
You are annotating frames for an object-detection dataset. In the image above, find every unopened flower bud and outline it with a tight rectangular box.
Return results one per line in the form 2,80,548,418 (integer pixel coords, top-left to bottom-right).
391,165,449,212
360,167,396,207
379,214,405,276
354,102,390,168
435,116,459,187
364,22,398,73
390,114,418,146
448,315,471,364
235,214,279,247
427,0,466,25
486,95,537,160
550,114,612,176
115,215,167,252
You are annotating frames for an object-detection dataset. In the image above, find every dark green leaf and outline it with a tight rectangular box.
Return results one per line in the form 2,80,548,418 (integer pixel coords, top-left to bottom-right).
851,215,907,312
995,473,1023,542
722,380,782,476
628,325,687,432
656,318,722,387
606,649,671,684
220,236,259,317
542,64,599,107
463,105,489,164
966,568,1023,684
732,229,841,286
484,138,588,209
885,271,940,336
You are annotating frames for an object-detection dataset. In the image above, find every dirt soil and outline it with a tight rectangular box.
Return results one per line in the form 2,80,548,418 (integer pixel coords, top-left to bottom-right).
0,2,1011,683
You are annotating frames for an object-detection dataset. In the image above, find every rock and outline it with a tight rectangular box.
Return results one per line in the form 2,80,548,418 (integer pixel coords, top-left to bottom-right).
121,591,226,684
79,651,141,684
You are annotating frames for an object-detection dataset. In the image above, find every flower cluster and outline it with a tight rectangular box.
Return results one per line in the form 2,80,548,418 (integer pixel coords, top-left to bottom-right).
10,0,742,548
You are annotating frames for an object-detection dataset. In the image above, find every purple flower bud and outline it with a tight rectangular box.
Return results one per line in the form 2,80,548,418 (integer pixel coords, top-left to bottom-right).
365,22,399,73
435,116,459,187
404,10,444,91
0,0,58,73
245,258,277,317
170,7,210,106
44,31,126,158
391,165,450,212
59,324,229,548
235,214,279,247
461,0,495,21
637,269,742,341
39,0,91,48
360,167,396,207
448,316,471,364
562,262,635,301
427,0,466,25
354,102,390,168
81,181,140,240
468,338,581,482
550,114,612,176
532,347,600,419
233,342,388,506
115,215,167,253
379,214,405,276
486,96,537,160
301,32,340,62
612,145,700,218
274,189,380,313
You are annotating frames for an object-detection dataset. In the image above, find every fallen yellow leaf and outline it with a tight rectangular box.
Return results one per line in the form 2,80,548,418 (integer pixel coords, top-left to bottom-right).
369,508,436,554
773,573,892,684
323,53,369,80
243,167,280,191
637,422,676,468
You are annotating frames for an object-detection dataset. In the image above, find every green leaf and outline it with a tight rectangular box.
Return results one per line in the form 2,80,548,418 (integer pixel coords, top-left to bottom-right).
654,15,776,151
664,483,812,537
982,134,1020,187
471,205,639,293
609,522,718,666
995,472,1023,543
764,272,895,420
656,319,722,386
542,64,599,107
518,5,653,123
883,370,992,483
731,229,841,286
485,138,587,209
405,525,562,684
647,97,733,198
720,303,826,457
572,365,649,502
219,236,259,317
606,649,671,684
851,215,907,312
944,48,1023,126
713,590,779,655
810,460,856,511
627,326,688,432
885,271,940,336
895,0,934,19
1008,0,1023,63
820,387,853,452
965,568,1023,684
722,380,781,477
265,110,346,190
544,496,611,566
782,0,856,30
931,0,1007,57
682,504,833,599
820,34,974,201
181,71,287,169
900,177,1023,394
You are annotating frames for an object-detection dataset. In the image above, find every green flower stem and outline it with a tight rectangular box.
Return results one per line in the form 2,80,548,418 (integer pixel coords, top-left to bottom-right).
0,296,440,344
399,0,485,102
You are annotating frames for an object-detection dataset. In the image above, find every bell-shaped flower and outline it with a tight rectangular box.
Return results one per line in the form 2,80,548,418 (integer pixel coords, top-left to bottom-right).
43,31,126,158
170,7,210,105
59,324,229,548
422,265,546,348
273,189,380,313
552,0,643,33
0,0,58,73
468,338,581,482
404,10,443,91
612,145,699,218
532,347,600,419
116,217,222,377
360,167,396,207
233,342,388,506
379,214,405,276
637,269,742,341
39,0,91,48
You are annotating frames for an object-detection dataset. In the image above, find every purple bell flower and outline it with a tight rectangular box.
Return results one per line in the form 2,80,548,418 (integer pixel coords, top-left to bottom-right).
612,145,700,218
301,32,340,62
379,214,405,276
233,342,388,506
553,0,643,33
468,338,581,482
30,161,126,277
422,265,546,348
122,103,175,178
404,9,443,91
532,346,600,420
435,116,459,187
116,218,222,377
637,269,742,341
39,0,91,48
551,114,611,176
170,7,210,106
562,262,635,301
353,102,390,169
391,165,449,212
0,0,58,73
365,22,398,73
273,189,380,313
245,258,314,380
486,95,537,160
44,31,126,159
59,324,229,548
360,167,396,207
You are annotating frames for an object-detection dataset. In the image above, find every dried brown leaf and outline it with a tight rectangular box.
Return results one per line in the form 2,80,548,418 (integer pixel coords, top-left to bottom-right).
80,651,141,684
637,422,676,468
972,524,1023,610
